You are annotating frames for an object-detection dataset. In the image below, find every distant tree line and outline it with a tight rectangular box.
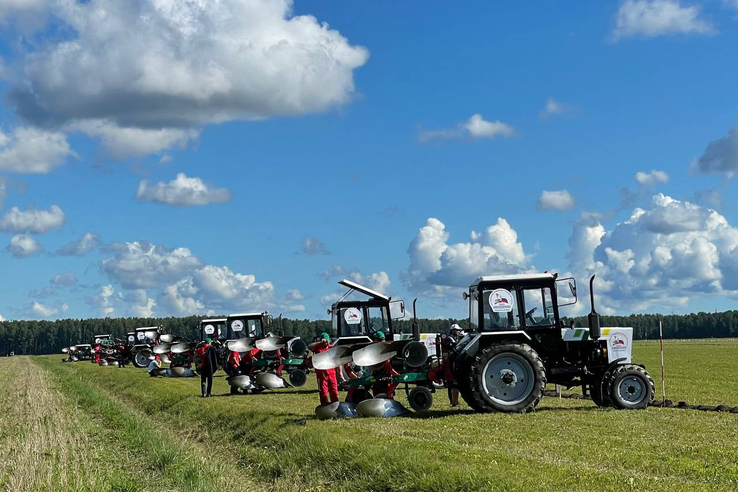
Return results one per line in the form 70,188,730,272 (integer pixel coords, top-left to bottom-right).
1,310,737,355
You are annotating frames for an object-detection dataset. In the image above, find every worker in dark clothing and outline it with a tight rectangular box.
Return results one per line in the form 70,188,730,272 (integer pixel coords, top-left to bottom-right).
441,324,463,406
196,338,219,397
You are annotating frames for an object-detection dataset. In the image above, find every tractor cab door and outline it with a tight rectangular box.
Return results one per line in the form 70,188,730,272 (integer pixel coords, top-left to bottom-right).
518,284,562,354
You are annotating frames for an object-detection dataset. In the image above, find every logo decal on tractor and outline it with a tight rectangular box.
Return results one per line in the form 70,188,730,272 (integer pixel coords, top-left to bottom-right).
204,324,215,335
128,335,135,342
137,332,145,340
489,289,514,313
608,331,630,359
344,308,363,325
231,320,244,332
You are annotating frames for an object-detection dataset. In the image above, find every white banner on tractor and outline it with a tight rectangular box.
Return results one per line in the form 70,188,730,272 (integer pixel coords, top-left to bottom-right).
561,327,633,363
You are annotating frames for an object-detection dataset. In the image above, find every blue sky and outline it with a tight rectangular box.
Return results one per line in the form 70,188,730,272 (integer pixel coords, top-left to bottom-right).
1,0,738,321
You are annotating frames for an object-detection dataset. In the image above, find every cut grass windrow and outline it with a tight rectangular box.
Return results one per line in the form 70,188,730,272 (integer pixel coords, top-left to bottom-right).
32,357,265,492
0,357,150,492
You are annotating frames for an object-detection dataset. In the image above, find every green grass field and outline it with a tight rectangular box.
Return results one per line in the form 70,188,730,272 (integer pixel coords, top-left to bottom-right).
1,340,737,492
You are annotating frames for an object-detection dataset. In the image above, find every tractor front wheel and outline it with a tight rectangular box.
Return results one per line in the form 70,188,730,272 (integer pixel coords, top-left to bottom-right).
464,342,546,413
608,364,655,410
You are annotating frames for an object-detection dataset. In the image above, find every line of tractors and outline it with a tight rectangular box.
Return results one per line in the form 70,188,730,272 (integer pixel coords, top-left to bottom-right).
62,272,656,418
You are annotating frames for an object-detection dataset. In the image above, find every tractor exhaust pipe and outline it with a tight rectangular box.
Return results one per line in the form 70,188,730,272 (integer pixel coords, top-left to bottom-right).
412,298,419,341
588,275,602,340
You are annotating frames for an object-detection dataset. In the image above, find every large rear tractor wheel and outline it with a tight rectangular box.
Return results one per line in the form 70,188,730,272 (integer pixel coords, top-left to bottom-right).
608,364,655,410
464,343,546,413
133,351,150,368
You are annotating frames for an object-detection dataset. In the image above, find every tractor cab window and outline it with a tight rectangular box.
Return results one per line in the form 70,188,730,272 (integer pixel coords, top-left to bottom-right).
482,288,521,331
367,306,389,337
339,307,366,336
247,319,262,337
522,287,556,327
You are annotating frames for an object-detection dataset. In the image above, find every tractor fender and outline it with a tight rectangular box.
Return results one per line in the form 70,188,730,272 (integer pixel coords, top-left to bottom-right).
460,331,532,359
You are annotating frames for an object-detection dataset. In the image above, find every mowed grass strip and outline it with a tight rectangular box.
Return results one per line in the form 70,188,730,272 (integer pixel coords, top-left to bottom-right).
33,356,266,492
34,340,738,492
0,357,150,492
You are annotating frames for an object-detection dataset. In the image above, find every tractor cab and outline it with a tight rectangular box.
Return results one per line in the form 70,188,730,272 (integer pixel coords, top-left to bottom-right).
225,312,271,341
200,318,227,341
134,326,161,345
467,273,576,353
329,279,406,346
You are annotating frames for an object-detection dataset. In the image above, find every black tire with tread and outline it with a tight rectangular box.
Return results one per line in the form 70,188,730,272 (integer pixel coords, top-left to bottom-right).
589,370,612,407
608,364,655,410
462,342,546,413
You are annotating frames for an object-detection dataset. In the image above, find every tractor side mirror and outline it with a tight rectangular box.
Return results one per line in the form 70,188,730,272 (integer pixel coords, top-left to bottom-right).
389,300,406,320
556,277,578,307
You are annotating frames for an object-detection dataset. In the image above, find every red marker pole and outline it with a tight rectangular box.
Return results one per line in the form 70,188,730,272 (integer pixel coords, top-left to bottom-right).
659,321,666,405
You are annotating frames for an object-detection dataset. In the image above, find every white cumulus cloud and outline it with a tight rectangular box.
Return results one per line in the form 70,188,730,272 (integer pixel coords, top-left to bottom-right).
568,194,738,313
31,301,59,319
100,240,280,316
419,114,515,142
7,234,43,258
536,190,576,211
0,205,65,234
6,0,368,159
635,170,670,185
612,0,715,41
136,173,231,206
0,127,76,174
404,217,532,298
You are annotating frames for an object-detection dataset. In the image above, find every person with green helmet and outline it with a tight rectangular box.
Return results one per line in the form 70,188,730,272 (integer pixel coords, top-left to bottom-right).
312,332,339,405
373,331,386,342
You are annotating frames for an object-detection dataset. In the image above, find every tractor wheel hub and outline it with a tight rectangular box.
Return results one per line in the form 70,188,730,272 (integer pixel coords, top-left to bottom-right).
500,369,517,386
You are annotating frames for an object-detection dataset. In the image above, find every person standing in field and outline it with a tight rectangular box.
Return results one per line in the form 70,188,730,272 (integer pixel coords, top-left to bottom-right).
441,324,463,407
312,332,340,405
196,338,219,397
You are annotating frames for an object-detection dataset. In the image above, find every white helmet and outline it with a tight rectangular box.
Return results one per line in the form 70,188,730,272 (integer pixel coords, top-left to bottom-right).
450,323,462,332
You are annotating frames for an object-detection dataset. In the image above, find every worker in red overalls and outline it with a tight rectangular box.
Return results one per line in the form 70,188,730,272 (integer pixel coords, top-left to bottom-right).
93,343,101,364
227,349,241,394
313,332,339,405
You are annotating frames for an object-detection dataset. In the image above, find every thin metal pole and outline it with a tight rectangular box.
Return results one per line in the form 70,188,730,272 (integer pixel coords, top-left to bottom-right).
659,321,666,404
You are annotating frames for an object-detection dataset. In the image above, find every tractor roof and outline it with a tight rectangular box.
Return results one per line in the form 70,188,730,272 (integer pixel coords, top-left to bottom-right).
201,318,227,323
227,312,265,318
470,273,555,287
134,326,160,332
338,279,389,301
94,334,112,338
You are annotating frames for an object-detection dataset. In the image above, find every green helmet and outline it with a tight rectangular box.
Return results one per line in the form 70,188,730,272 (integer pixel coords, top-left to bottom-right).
320,332,330,342
375,331,386,340
205,337,212,343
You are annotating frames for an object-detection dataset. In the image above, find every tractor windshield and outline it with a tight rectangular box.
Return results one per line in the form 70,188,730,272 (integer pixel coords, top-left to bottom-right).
482,287,522,331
